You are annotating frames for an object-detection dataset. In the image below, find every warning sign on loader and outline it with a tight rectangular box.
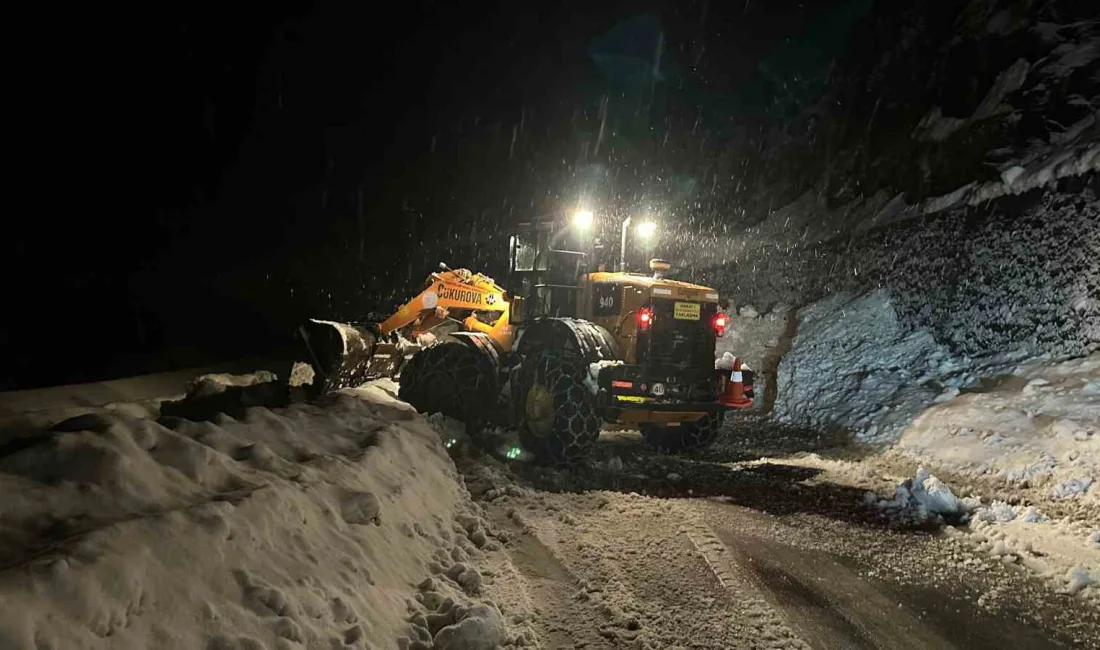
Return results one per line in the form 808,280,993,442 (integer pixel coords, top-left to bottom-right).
673,302,701,320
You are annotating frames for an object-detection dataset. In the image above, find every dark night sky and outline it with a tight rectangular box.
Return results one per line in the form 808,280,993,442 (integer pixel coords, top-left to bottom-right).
6,0,870,389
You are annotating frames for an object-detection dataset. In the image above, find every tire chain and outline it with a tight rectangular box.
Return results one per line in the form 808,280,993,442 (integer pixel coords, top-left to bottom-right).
519,353,601,464
397,342,496,423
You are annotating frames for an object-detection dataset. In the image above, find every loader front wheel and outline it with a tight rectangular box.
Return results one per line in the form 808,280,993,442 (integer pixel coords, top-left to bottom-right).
398,341,496,426
517,355,600,464
641,412,723,452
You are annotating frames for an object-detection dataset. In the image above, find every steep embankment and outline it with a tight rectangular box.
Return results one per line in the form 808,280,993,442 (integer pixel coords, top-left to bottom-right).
695,0,1098,442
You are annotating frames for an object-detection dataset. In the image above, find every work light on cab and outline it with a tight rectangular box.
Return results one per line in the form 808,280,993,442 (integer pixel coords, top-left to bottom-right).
713,313,727,337
637,307,654,330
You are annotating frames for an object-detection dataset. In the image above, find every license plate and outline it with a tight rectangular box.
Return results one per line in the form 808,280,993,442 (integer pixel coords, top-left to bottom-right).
673,301,700,320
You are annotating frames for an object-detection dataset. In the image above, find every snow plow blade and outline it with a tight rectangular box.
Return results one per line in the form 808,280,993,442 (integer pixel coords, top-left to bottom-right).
295,319,410,394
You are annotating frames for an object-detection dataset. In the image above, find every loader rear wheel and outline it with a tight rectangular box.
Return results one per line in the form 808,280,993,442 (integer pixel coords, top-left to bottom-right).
398,341,496,426
641,412,723,452
517,354,600,464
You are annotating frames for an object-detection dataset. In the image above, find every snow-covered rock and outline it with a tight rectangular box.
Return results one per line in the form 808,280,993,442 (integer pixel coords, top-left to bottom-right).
875,466,968,520
773,290,964,442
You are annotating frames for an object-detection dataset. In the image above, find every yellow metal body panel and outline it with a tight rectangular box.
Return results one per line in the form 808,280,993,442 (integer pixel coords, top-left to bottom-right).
576,271,721,364
584,271,719,295
377,269,516,350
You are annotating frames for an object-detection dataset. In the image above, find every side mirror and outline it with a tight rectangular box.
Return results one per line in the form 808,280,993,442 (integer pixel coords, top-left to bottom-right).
719,298,730,310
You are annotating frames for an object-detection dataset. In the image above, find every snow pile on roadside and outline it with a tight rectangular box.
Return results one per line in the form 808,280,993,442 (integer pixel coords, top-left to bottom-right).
868,467,1099,602
967,514,1100,603
895,354,1100,506
773,290,1026,443
0,385,523,649
183,371,280,397
0,366,279,432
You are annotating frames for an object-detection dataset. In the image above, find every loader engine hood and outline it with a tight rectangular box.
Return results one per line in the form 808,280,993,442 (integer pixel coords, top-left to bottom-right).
587,271,721,303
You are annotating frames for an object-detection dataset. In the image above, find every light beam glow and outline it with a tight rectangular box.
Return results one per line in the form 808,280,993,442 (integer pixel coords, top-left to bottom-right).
572,209,594,231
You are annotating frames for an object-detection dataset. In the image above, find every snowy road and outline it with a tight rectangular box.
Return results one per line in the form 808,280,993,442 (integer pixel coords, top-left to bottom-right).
461,429,1100,649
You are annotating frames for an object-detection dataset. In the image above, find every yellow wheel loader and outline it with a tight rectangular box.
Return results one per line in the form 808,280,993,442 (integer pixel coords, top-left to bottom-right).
297,217,752,463
295,264,514,395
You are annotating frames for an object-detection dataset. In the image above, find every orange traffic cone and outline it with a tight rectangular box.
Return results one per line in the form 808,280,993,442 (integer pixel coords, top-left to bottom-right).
720,357,753,409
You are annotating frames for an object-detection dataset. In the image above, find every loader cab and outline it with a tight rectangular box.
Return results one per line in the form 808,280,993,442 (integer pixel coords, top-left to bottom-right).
507,218,593,322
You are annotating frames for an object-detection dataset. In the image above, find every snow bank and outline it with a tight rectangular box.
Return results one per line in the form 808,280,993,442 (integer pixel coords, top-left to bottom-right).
183,371,279,398
867,467,1099,601
896,354,1100,506
0,385,514,649
967,512,1100,603
0,362,281,431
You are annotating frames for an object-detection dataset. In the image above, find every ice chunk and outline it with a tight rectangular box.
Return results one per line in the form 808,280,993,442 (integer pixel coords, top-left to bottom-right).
1051,477,1093,500
1064,566,1094,594
974,501,1050,524
1000,165,1026,186
715,352,738,371
1018,506,1047,523
980,501,1019,523
877,467,966,519
916,474,961,515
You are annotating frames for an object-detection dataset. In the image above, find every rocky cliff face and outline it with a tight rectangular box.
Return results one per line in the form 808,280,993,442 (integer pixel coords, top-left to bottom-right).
743,174,1098,441
706,174,1098,361
691,0,1099,437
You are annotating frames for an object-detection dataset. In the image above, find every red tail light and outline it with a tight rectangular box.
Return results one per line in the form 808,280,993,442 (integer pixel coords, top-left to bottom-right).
713,313,727,337
637,307,653,330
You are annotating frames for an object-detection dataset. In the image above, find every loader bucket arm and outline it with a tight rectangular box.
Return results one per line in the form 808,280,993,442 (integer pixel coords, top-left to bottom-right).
377,270,509,337
375,289,440,335
296,268,513,393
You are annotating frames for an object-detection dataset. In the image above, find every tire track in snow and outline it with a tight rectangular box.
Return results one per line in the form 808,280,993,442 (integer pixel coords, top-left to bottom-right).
488,490,810,649
487,505,611,648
